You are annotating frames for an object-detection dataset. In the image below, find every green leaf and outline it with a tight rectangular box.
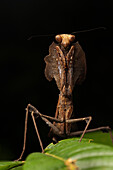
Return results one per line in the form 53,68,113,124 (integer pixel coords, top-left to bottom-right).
2,132,113,170
23,138,113,170
0,161,24,170
84,131,113,147
23,153,67,170
11,165,23,170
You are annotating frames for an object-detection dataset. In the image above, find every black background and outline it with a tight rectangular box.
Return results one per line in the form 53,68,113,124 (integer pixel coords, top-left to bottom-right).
0,0,113,160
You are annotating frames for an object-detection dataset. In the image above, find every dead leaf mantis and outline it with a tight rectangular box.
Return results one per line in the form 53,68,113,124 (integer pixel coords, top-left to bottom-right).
17,31,113,161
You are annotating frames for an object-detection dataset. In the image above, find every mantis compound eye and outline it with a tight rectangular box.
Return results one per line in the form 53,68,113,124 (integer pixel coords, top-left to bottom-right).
55,35,62,43
69,35,75,42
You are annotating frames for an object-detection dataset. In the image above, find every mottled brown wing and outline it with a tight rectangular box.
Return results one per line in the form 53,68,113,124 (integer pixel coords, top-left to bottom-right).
44,42,61,90
73,41,87,87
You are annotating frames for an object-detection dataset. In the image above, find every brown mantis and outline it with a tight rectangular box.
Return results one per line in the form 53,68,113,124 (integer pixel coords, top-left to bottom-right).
17,33,113,161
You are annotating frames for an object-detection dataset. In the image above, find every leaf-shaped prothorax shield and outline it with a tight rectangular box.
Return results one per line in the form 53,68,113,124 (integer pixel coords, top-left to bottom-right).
44,34,86,95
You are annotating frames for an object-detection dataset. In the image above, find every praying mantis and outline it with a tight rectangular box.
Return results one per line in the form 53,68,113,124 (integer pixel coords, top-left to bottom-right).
17,33,113,161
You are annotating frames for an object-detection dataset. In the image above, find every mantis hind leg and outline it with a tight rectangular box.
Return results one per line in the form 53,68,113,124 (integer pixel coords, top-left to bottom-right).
16,104,64,161
66,116,92,142
15,104,44,161
66,117,113,143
